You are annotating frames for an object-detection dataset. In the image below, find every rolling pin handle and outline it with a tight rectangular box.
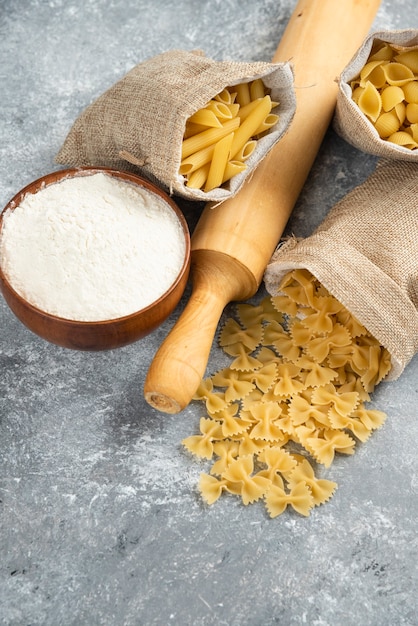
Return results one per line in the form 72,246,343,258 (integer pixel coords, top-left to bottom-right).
144,250,258,413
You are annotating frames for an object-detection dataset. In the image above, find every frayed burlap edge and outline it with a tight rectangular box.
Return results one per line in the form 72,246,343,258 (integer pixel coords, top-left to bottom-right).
264,159,418,380
55,49,296,203
264,234,418,380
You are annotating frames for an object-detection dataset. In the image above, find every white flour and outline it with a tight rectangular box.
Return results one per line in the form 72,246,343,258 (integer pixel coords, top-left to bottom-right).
0,172,186,321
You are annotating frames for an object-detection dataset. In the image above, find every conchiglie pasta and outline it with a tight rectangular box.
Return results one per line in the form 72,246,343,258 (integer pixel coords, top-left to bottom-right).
369,41,394,62
406,103,418,124
374,111,401,138
403,81,418,104
395,101,407,125
351,41,418,150
357,81,382,122
382,62,414,86
410,123,418,142
387,130,418,148
359,60,386,88
394,49,418,73
381,85,404,111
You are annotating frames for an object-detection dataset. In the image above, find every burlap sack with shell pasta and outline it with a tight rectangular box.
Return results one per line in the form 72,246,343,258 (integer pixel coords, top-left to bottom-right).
55,49,296,202
334,29,418,160
264,159,418,380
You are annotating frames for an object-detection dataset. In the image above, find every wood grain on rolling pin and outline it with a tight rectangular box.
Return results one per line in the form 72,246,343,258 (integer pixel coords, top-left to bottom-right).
144,0,381,414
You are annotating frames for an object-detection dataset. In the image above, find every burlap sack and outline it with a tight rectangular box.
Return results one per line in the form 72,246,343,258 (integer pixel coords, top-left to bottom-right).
334,29,418,161
55,49,296,202
264,159,418,380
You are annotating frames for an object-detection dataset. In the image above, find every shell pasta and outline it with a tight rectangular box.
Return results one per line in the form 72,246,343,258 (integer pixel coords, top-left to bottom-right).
351,40,418,149
181,79,281,191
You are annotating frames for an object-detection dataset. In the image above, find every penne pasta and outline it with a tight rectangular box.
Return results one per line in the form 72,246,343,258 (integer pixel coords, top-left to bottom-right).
179,79,281,191
186,162,211,188
181,117,240,159
230,95,272,158
187,108,223,128
234,81,251,106
225,102,240,118
184,122,213,138
237,98,263,121
250,78,266,100
205,101,233,120
214,88,234,104
179,144,215,175
222,160,247,183
233,140,257,162
254,113,280,135
204,132,234,192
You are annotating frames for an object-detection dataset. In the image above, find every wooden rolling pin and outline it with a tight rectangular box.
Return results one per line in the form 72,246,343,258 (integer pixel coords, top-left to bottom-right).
144,0,381,414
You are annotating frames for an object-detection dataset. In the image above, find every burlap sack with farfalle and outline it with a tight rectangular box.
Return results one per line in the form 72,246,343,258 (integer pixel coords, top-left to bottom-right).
55,49,296,202
334,29,418,161
264,159,418,380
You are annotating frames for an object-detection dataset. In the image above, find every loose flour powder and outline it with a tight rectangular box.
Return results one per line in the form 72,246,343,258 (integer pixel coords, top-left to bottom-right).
0,172,187,321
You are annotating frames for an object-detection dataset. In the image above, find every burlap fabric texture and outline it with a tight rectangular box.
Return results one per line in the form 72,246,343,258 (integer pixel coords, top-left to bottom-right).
334,29,418,161
264,159,418,380
55,49,296,203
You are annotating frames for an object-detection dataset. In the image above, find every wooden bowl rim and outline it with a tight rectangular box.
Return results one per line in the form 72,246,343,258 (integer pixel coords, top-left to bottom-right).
0,166,191,328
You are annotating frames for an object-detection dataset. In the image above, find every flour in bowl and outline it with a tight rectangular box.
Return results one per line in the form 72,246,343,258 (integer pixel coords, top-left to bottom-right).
0,172,187,321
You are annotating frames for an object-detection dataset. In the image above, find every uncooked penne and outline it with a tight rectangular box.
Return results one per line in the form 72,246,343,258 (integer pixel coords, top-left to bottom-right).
233,140,257,162
184,122,212,138
237,98,263,121
250,78,266,100
221,160,247,183
181,117,240,159
180,79,281,191
214,88,234,104
234,81,251,106
179,144,215,175
186,162,211,188
205,101,233,120
187,108,223,128
204,132,234,192
225,102,240,118
254,113,280,135
230,95,272,158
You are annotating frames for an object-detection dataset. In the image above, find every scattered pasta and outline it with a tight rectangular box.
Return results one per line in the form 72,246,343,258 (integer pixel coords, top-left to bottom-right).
180,79,280,191
182,269,390,518
351,40,418,149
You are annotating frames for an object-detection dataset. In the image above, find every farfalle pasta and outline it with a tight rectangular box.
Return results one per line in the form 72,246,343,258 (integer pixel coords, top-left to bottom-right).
182,269,389,518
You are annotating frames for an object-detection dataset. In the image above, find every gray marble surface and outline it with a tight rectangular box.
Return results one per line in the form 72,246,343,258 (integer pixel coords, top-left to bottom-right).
1,1,418,625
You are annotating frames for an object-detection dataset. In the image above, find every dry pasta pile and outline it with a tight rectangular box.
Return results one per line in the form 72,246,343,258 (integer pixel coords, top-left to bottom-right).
351,40,418,148
180,79,279,192
182,269,390,518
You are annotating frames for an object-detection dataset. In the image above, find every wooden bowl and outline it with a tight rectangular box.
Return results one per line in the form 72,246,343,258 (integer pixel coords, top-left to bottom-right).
0,167,191,350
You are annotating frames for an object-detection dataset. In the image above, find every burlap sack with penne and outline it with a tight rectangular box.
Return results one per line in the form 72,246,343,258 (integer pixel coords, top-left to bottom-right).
55,49,296,202
263,159,418,380
334,29,418,160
